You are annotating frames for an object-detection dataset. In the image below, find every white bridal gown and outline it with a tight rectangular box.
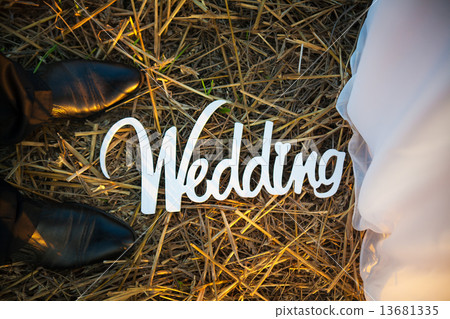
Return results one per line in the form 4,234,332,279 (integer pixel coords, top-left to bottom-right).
336,0,450,300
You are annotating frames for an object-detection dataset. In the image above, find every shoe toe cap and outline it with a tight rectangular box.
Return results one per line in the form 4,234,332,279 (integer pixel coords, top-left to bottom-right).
87,211,137,261
41,60,142,118
21,202,137,269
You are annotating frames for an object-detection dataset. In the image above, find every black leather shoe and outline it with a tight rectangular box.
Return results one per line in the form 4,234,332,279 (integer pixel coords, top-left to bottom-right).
9,198,136,269
39,60,142,118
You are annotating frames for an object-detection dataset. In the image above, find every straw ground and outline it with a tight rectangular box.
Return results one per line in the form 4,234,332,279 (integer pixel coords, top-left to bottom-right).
0,0,370,300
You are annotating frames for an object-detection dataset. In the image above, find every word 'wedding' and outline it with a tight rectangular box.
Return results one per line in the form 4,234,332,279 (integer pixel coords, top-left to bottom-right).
100,100,345,215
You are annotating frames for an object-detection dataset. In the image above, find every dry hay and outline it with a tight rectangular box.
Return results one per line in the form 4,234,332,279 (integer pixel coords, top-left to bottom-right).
0,0,370,300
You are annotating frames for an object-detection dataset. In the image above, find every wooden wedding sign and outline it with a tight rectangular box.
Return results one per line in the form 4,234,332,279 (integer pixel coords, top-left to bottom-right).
100,100,345,215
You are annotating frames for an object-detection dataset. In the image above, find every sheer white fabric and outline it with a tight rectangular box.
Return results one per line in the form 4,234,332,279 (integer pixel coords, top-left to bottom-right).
336,0,450,300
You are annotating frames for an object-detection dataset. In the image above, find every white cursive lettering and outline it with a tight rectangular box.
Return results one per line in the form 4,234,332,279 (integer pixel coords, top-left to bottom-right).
100,100,345,215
